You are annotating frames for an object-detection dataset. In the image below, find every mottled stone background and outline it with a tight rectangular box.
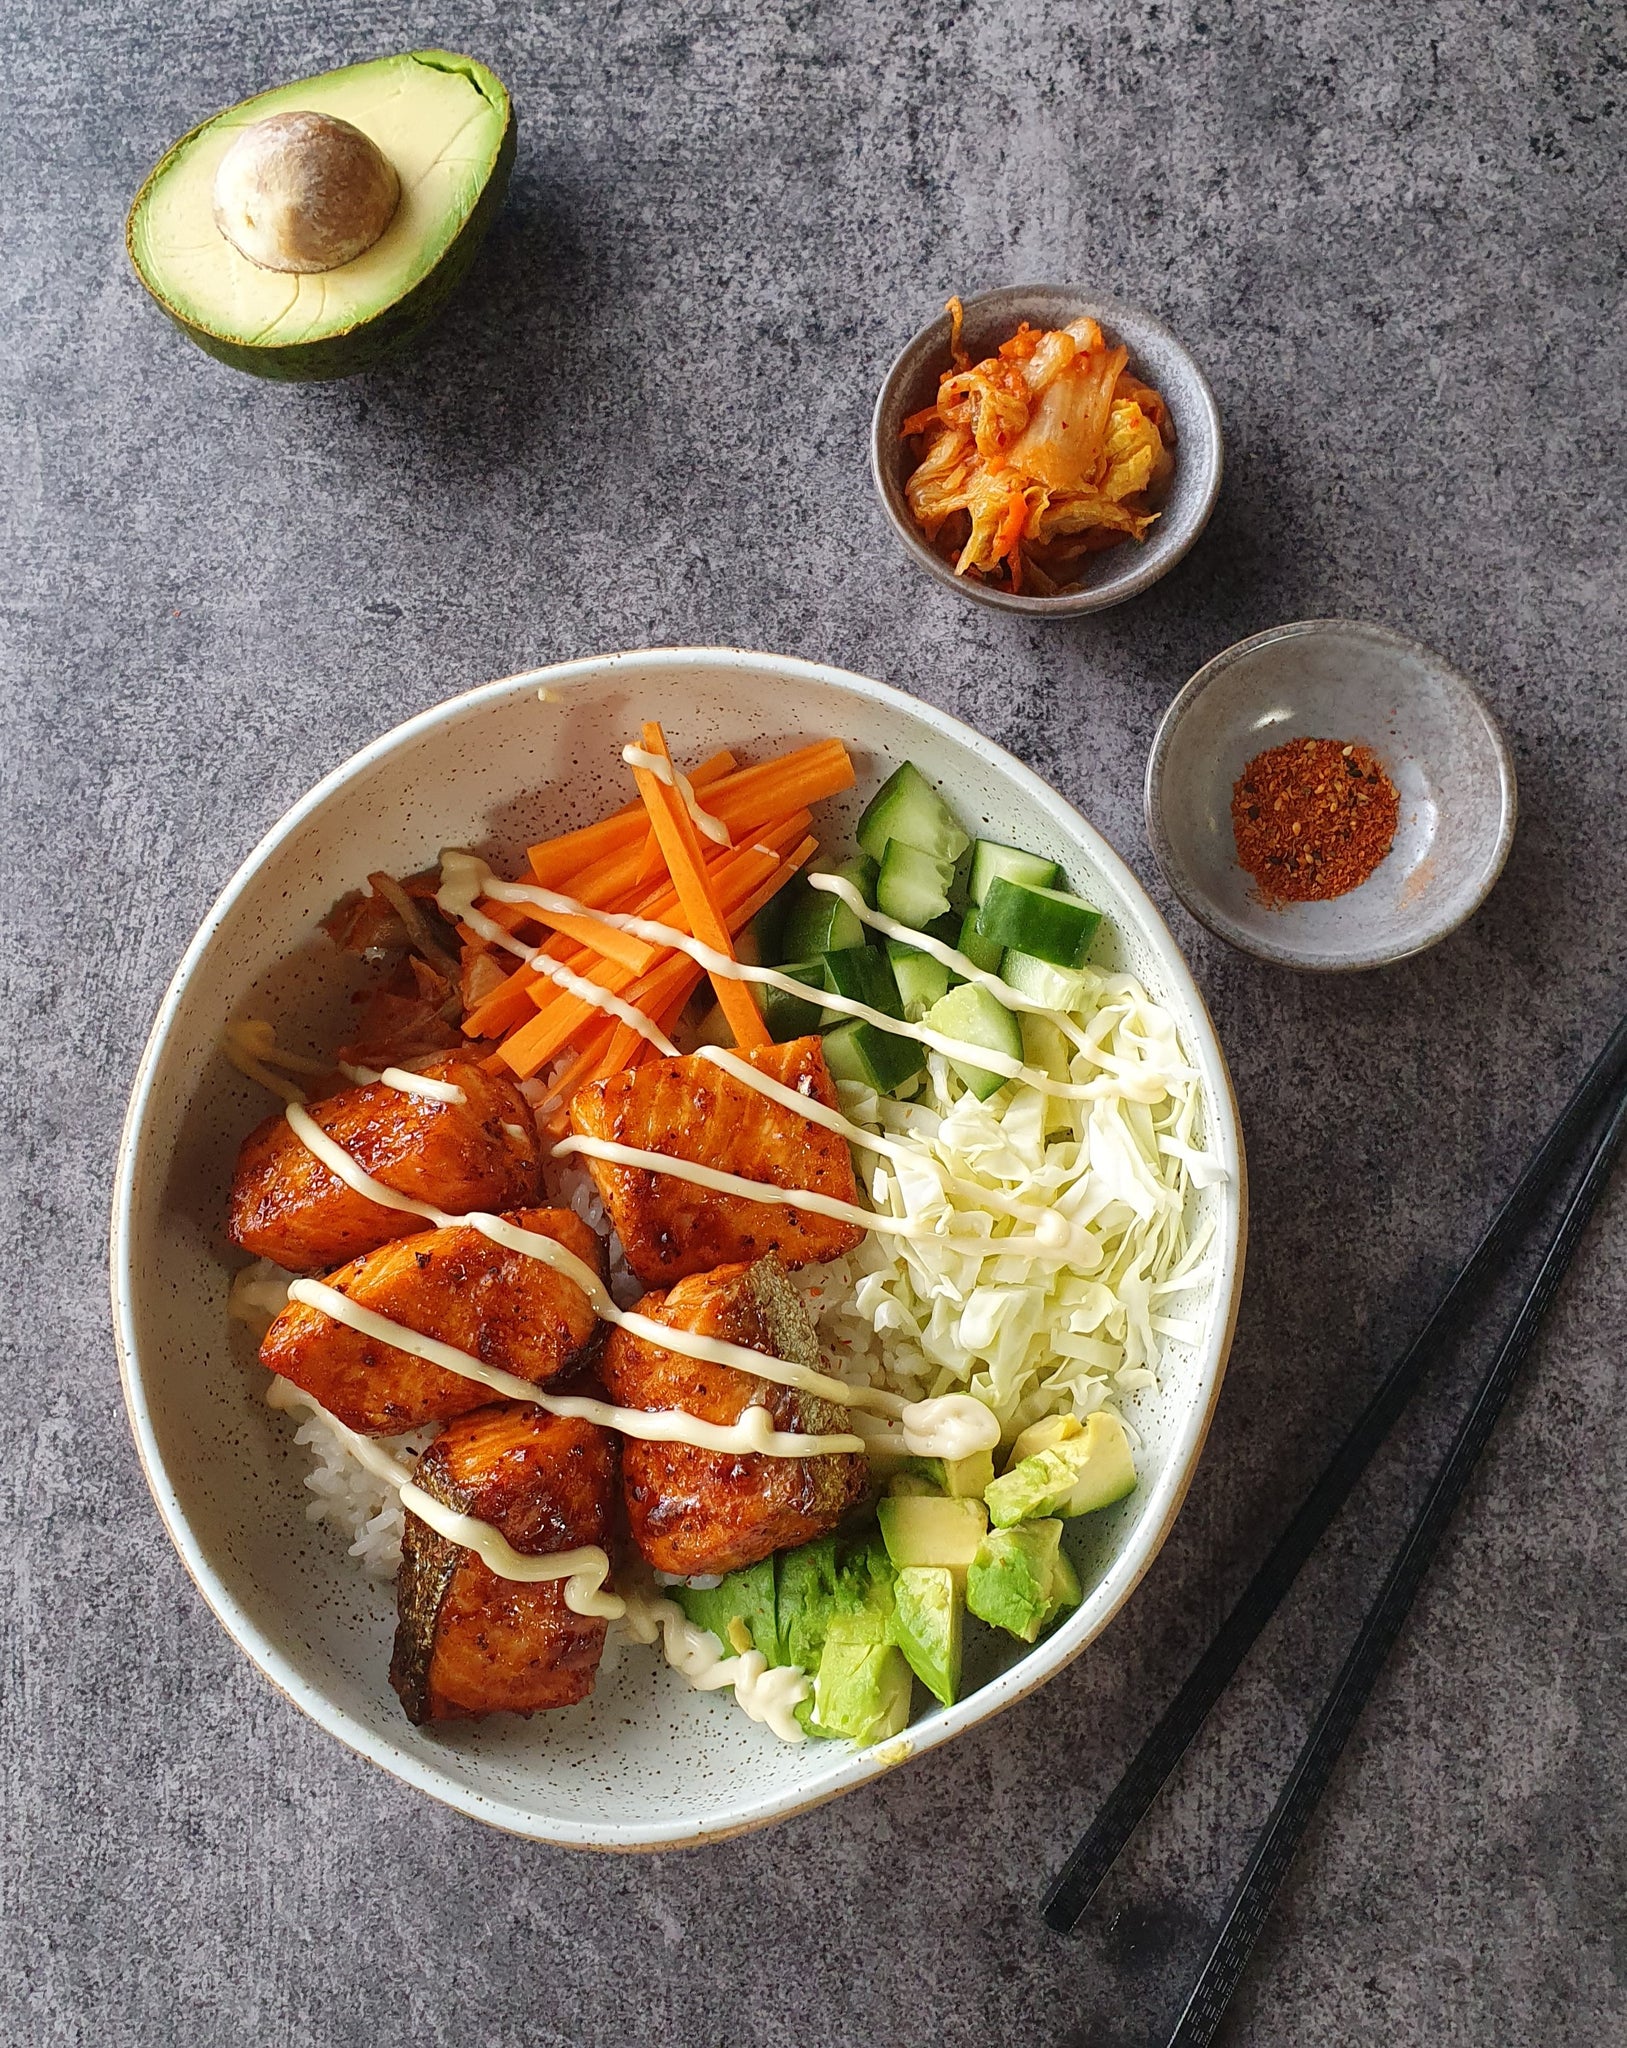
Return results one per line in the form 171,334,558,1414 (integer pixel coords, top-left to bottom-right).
3,3,1624,2043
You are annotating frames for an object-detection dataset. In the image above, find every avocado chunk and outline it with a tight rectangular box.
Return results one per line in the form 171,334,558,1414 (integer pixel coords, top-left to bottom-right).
966,1519,1067,1642
1004,1412,1083,1468
893,1566,963,1706
898,1448,997,1498
126,50,515,380
877,1493,987,1590
1045,1546,1083,1630
810,1619,914,1747
984,1413,1137,1527
776,1531,896,1684
672,1555,781,1667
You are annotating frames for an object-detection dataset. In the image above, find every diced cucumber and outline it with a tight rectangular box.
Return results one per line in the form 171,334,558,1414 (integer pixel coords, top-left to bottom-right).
1019,1010,1073,1085
856,762,971,866
885,940,951,1016
969,839,1061,907
956,906,1005,975
924,981,1024,1100
1000,948,1093,1013
821,1017,925,1095
749,884,799,968
815,853,879,908
781,890,866,960
922,910,964,948
876,840,956,928
978,879,1102,969
823,944,903,1020
762,958,828,1042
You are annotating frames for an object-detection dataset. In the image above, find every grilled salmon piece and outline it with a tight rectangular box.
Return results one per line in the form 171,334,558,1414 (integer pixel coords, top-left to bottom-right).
390,1404,618,1725
600,1254,868,1578
260,1208,605,1434
569,1036,863,1286
229,1056,541,1272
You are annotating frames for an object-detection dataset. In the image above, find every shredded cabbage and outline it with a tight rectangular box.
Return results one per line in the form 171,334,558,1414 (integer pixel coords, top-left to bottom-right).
802,967,1223,1444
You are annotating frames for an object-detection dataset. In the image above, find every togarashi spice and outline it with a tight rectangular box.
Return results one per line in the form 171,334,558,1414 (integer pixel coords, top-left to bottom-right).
1231,737,1399,904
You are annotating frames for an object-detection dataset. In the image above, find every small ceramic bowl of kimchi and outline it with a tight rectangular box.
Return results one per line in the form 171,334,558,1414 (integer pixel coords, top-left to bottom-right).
872,286,1223,616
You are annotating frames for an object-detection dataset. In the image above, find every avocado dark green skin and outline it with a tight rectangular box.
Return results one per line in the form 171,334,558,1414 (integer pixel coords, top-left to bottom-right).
124,56,516,383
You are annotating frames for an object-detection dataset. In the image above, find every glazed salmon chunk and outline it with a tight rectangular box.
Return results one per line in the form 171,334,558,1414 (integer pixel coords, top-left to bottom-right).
600,1254,869,1578
569,1037,864,1287
390,1405,618,1725
259,1208,605,1433
229,1056,541,1272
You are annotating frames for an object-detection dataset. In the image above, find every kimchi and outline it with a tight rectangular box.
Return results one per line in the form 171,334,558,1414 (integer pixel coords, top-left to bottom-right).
902,299,1175,595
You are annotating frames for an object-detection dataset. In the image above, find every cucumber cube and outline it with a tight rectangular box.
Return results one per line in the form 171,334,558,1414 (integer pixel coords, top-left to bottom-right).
823,944,903,1020
1000,948,1093,1013
969,839,1061,906
762,958,828,1043
885,940,951,1015
923,980,1024,1100
977,879,1102,969
876,840,957,928
956,906,1005,974
815,853,879,908
781,890,866,960
820,1017,925,1095
857,761,971,865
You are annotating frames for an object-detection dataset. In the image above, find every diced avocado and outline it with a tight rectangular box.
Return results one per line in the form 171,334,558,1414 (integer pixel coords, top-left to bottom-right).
673,1555,781,1666
776,1530,896,1682
924,981,1024,1100
967,1519,1065,1642
887,1469,941,1499
1005,1412,1083,1469
985,1413,1137,1527
885,940,951,1016
126,51,515,381
904,1449,997,1499
810,1622,914,1746
1045,1547,1083,1629
856,762,971,866
877,1493,987,1590
893,1566,963,1706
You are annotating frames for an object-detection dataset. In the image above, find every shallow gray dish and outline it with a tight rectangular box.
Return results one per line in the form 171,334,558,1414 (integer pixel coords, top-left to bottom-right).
870,284,1223,616
1146,620,1518,971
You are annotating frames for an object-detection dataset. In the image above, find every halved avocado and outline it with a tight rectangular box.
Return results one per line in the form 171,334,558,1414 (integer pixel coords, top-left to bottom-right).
126,50,515,381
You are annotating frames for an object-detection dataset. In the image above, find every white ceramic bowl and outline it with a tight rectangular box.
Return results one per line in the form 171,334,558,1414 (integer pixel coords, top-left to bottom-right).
111,648,1247,1848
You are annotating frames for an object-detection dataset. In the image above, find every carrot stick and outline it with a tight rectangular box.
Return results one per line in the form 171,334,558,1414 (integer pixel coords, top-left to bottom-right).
526,750,737,885
630,723,770,1050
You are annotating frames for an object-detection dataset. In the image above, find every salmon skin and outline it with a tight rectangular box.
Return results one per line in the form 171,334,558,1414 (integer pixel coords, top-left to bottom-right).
229,1055,541,1272
259,1208,606,1433
600,1255,868,1578
569,1037,864,1287
390,1404,619,1725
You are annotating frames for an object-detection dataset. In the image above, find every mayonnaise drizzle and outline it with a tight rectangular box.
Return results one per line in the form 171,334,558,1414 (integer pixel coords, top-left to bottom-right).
620,744,733,846
618,1577,808,1742
285,1279,866,1457
265,1376,622,1618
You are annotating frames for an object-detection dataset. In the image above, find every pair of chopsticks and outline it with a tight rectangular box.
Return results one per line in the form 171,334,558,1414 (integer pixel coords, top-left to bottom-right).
1041,1013,1627,2045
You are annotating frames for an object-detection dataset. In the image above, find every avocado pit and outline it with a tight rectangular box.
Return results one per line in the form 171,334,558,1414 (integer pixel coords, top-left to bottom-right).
212,109,400,274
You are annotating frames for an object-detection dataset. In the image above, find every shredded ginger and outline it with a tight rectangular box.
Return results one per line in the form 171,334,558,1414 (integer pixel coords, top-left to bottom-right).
903,298,1174,595
800,967,1223,1445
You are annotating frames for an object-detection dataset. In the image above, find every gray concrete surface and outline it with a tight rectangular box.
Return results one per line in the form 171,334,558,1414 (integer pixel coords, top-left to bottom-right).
4,3,1624,2043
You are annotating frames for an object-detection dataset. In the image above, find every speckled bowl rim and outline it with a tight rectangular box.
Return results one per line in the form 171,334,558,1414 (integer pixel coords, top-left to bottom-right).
110,646,1247,1849
869,285,1223,617
1145,619,1519,972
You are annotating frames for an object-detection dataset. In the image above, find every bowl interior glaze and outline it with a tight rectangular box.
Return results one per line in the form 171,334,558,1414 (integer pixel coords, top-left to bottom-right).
112,648,1245,1847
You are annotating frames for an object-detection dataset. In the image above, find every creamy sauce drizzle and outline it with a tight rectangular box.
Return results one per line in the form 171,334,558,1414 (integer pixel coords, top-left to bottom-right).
618,1578,808,1741
620,744,733,847
265,1376,622,1618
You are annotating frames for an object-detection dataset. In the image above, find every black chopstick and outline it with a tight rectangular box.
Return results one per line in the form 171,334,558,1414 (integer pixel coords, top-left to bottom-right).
1164,1080,1627,2047
1040,1010,1627,1933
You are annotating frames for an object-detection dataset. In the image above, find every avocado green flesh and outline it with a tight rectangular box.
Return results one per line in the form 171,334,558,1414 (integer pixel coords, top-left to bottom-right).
127,51,512,379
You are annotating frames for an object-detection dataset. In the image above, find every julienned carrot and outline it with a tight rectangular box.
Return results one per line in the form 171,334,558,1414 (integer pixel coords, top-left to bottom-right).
497,833,814,1080
470,899,655,976
631,741,854,882
631,722,770,1051
526,750,737,885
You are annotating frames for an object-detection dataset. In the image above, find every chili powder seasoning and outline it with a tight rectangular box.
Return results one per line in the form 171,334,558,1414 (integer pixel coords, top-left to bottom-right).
1231,737,1399,904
